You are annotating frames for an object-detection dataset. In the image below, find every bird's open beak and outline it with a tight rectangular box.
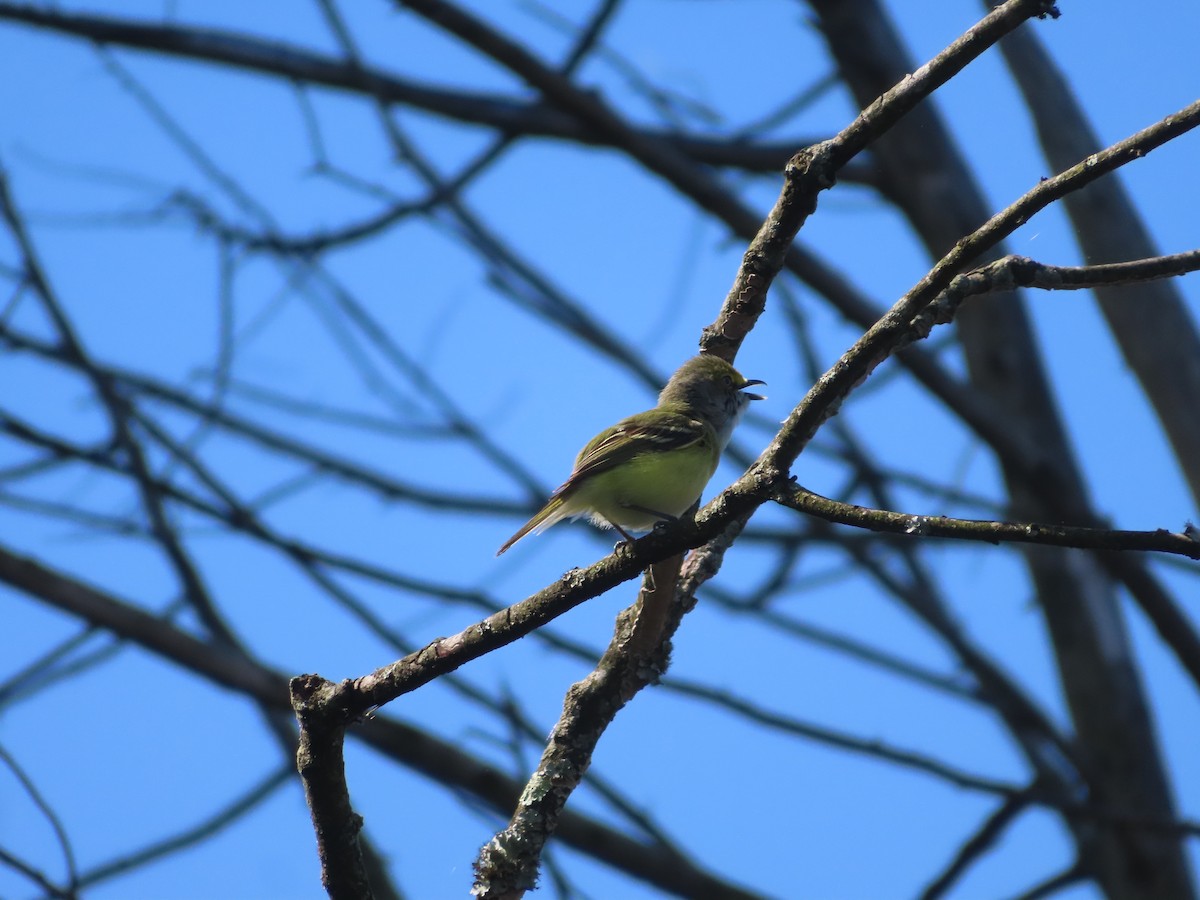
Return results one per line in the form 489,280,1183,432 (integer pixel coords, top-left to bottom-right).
742,379,766,402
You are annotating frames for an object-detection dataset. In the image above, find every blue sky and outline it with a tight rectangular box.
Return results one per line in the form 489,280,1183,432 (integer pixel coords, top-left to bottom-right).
1,1,1198,898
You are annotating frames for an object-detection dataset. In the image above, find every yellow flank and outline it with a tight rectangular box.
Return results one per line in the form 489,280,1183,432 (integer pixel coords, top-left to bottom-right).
569,432,717,531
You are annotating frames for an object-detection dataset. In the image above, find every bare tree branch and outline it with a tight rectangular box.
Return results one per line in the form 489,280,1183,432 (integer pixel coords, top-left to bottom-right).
777,483,1200,561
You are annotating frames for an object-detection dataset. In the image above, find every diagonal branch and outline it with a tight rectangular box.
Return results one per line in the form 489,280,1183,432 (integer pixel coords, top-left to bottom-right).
0,544,761,900
396,0,1061,363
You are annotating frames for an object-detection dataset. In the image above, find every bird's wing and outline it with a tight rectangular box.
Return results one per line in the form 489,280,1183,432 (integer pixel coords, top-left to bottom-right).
558,408,707,492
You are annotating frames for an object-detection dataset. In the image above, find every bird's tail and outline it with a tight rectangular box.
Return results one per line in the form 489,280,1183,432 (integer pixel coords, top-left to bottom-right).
496,494,569,555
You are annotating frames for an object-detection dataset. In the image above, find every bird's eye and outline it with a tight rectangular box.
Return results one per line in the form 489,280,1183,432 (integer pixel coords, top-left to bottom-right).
723,375,734,388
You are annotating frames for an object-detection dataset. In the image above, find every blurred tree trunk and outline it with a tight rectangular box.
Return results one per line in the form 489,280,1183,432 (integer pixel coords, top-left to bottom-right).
807,2,1196,897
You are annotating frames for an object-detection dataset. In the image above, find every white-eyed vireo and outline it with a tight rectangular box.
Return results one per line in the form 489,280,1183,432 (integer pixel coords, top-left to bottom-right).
497,354,764,555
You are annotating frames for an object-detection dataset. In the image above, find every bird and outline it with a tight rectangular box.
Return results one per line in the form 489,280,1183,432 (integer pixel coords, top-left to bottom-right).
497,353,764,555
